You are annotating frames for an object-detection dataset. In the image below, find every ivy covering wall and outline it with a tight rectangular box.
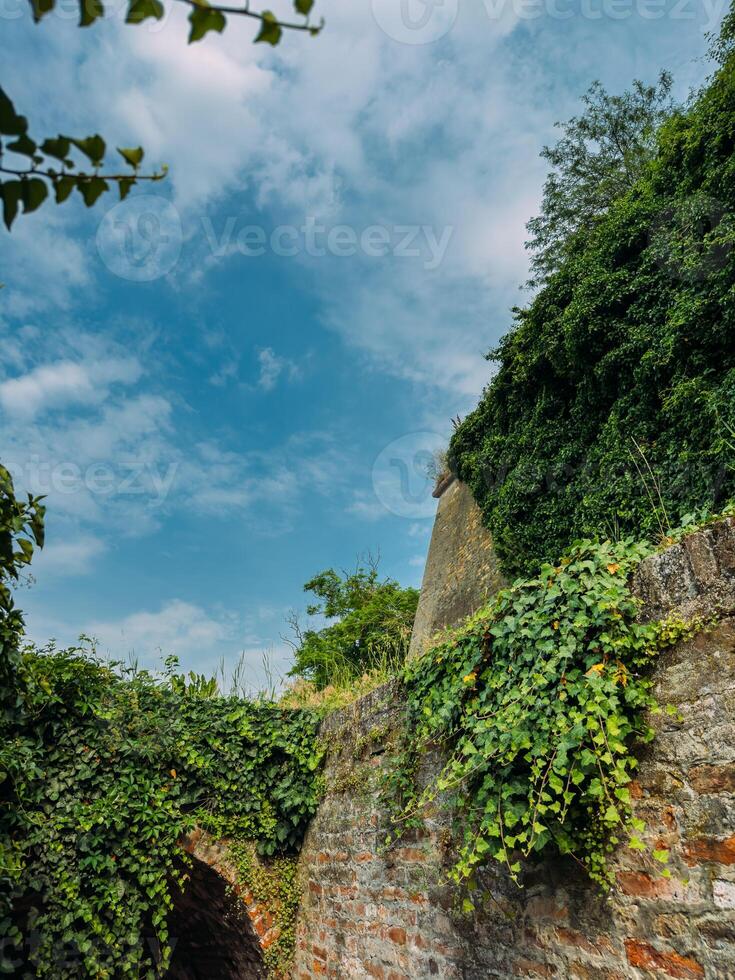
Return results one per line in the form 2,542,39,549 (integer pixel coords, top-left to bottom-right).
0,468,324,979
449,11,735,577
384,535,708,893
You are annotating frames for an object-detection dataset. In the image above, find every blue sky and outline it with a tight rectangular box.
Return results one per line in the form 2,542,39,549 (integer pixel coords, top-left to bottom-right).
0,0,723,687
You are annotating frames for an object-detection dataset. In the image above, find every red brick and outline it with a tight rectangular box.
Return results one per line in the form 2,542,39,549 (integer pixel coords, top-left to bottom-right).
688,764,735,794
261,926,281,950
394,847,426,862
525,895,568,924
683,834,735,866
513,958,557,977
624,940,704,978
555,927,614,956
617,871,678,899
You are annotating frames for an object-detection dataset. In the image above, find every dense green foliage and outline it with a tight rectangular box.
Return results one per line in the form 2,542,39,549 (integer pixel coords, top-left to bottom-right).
0,470,324,978
450,17,735,577
288,562,419,689
228,842,301,977
385,537,698,892
1,645,323,978
0,464,44,896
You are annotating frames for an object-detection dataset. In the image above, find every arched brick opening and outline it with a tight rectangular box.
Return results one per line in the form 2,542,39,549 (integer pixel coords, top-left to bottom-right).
175,829,284,965
167,854,265,979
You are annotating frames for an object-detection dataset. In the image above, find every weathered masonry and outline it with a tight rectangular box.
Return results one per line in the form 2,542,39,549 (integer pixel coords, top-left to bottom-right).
408,474,505,660
291,510,735,979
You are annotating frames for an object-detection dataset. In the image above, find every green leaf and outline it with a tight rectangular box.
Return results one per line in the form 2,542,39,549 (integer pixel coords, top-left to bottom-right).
1,181,23,229
0,89,28,136
77,177,109,206
7,134,37,157
652,849,670,864
294,0,313,13
41,136,71,160
68,134,106,165
54,176,75,203
79,0,104,25
118,177,136,201
188,3,226,42
22,178,48,214
126,0,164,22
117,146,144,168
27,0,55,21
254,11,281,45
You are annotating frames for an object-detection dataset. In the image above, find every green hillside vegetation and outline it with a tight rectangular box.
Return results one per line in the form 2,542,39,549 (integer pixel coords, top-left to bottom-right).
449,11,735,576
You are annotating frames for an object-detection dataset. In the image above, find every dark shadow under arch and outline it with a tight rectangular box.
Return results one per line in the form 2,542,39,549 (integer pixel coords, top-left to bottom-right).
166,856,265,980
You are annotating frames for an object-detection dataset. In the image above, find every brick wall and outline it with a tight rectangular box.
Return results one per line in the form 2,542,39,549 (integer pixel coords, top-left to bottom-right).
292,519,735,979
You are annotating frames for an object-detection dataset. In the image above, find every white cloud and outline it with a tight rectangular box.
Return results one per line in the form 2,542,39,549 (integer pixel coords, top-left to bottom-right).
83,598,294,690
347,489,390,522
0,0,717,398
0,357,141,419
0,1,544,397
255,346,300,391
0,325,357,542
33,535,107,577
0,210,93,317
86,598,237,667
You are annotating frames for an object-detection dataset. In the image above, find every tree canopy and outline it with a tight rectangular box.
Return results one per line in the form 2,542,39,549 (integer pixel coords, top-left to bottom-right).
525,71,675,285
288,560,419,689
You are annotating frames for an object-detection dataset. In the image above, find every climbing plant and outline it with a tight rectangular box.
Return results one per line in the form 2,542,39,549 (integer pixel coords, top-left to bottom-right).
0,463,45,914
1,0,322,229
0,464,324,980
384,537,702,893
1,642,324,978
449,8,735,577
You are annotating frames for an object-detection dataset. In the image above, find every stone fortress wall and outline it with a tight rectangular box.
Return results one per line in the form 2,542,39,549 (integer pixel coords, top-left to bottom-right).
291,488,735,979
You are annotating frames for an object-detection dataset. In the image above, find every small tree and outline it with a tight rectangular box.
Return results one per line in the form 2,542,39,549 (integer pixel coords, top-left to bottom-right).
526,71,675,284
287,559,419,689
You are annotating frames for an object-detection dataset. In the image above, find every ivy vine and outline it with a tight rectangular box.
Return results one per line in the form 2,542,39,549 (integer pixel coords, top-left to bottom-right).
384,538,703,894
228,842,301,978
1,642,324,978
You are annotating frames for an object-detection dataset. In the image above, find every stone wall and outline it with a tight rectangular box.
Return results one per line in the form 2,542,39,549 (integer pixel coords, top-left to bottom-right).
292,519,735,979
408,477,505,660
